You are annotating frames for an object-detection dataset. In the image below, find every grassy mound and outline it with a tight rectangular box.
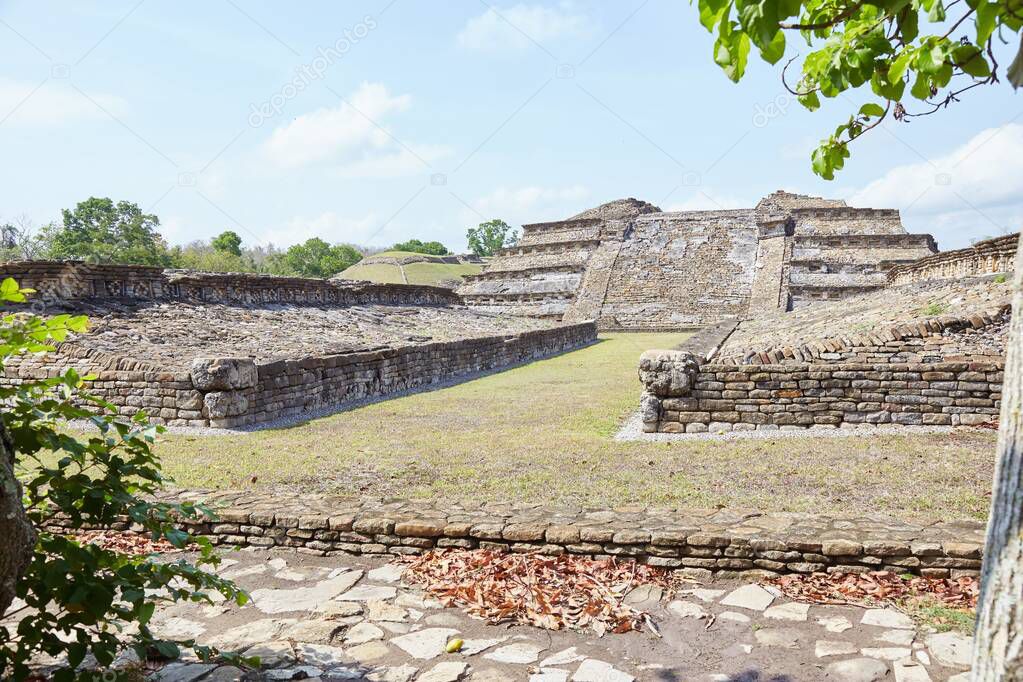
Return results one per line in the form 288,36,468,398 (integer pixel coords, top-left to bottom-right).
337,252,481,287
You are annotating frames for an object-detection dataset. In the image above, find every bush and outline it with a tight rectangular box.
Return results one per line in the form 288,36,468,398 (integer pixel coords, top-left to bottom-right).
0,279,249,681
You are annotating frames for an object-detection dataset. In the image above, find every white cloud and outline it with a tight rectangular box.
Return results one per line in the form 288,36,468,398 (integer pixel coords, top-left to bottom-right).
0,78,127,125
850,123,1023,215
457,3,594,51
331,144,452,179
263,82,416,169
260,211,382,248
849,123,1023,248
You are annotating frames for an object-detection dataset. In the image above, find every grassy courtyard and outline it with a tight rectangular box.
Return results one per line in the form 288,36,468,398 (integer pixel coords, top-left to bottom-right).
154,333,997,521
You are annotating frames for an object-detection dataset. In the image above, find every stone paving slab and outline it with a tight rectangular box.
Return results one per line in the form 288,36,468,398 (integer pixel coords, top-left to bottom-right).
70,490,988,579
11,547,974,681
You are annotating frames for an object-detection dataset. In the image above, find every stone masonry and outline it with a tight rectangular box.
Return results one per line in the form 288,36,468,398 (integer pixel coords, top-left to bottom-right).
640,252,1015,433
459,191,938,329
56,488,985,579
0,261,597,428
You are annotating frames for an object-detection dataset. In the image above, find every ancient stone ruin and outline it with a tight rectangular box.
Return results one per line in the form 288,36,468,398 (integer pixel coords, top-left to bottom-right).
1,192,1015,433
458,191,938,328
639,232,1019,434
0,262,595,428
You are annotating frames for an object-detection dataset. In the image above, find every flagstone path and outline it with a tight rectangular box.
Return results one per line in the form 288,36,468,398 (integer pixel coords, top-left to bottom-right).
55,548,979,681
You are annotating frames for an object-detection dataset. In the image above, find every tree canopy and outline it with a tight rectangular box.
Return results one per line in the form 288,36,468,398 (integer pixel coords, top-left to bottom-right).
467,219,518,257
41,197,172,266
391,239,450,255
211,230,243,257
697,0,1023,178
276,238,362,278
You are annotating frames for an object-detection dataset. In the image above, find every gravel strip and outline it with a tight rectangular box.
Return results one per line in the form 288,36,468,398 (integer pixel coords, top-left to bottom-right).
614,410,959,442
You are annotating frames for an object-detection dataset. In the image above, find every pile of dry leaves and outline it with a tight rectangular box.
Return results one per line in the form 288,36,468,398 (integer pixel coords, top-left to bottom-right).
764,571,978,611
72,530,182,556
401,549,671,635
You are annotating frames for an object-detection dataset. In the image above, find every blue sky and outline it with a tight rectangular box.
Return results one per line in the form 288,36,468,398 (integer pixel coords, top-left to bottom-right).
1,1,1020,252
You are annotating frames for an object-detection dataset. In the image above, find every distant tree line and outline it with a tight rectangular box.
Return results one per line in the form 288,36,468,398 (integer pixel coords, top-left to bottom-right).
0,197,521,279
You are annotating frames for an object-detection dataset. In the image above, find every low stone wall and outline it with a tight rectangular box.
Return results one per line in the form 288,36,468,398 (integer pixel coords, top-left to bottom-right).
640,353,1002,433
61,490,985,579
0,261,459,307
4,322,598,427
887,233,1018,285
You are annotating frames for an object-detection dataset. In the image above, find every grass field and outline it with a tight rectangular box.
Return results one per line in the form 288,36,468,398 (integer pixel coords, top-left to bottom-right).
153,333,997,521
338,251,482,286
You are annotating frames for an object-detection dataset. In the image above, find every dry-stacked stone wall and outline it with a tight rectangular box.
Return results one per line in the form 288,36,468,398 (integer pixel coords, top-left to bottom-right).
887,233,1018,285
58,490,985,579
646,358,1002,433
639,274,1012,433
1,261,598,428
0,261,459,307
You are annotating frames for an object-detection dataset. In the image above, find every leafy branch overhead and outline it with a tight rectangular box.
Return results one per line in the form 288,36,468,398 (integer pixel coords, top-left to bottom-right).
697,0,1023,177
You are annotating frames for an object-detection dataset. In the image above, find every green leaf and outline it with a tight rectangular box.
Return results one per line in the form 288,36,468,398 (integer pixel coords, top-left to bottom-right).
761,29,786,64
910,72,932,100
700,0,731,31
890,50,914,82
1010,36,1023,88
798,90,821,110
859,102,885,117
928,0,946,21
976,1,998,43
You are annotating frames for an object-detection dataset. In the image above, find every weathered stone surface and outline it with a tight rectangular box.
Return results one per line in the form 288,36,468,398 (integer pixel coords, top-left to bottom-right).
925,631,972,667
824,658,890,682
571,658,634,682
861,608,915,630
250,571,363,614
720,584,775,611
389,628,461,660
483,641,546,664
190,358,258,391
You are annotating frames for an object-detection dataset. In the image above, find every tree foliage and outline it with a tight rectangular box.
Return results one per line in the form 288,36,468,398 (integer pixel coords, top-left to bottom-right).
40,198,172,266
696,0,1023,178
0,280,249,680
274,238,363,278
210,230,243,257
466,219,518,257
391,239,450,256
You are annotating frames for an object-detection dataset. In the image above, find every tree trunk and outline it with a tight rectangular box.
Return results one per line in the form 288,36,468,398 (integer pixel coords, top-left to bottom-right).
972,236,1023,680
0,419,35,618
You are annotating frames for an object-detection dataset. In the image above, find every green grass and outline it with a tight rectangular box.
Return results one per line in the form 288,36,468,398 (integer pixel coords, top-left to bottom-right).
338,257,481,286
900,596,976,634
404,262,481,285
151,333,997,520
920,301,951,317
336,263,406,284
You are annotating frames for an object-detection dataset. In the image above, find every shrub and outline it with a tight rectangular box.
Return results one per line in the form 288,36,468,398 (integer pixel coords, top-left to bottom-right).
0,279,249,681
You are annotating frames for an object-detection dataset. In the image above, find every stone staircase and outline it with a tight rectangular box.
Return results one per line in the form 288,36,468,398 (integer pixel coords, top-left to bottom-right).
561,238,624,325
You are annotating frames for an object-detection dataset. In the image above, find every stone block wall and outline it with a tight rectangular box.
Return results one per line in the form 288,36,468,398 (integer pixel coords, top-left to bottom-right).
216,322,597,428
641,353,1002,433
58,489,985,578
4,322,598,428
599,211,760,329
463,192,940,327
887,233,1018,285
0,261,460,307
